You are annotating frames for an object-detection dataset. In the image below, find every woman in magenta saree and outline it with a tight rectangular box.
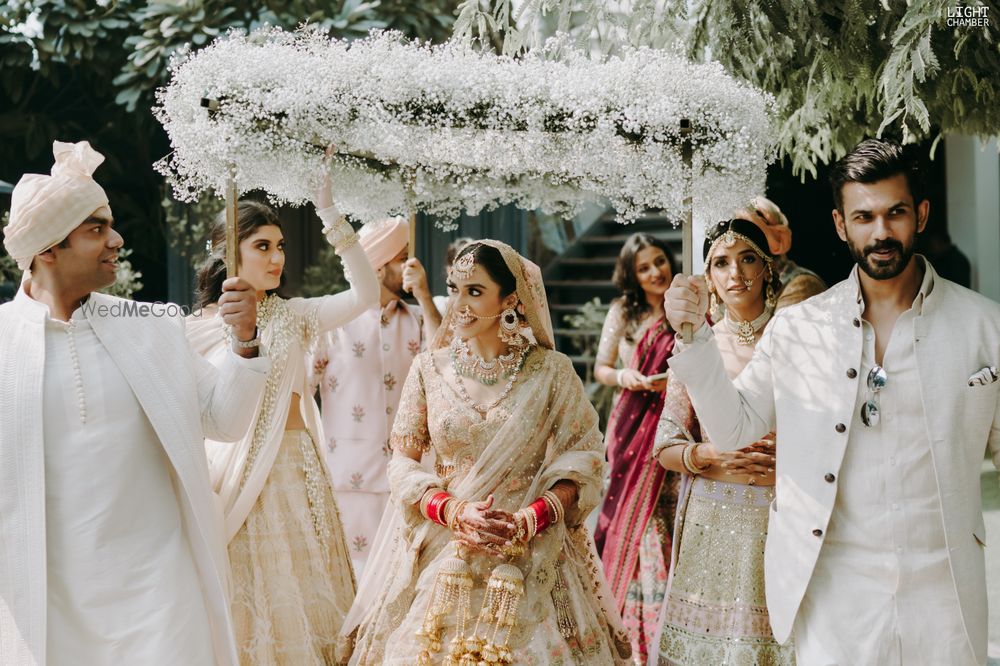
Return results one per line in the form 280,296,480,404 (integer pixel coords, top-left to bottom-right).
592,233,679,664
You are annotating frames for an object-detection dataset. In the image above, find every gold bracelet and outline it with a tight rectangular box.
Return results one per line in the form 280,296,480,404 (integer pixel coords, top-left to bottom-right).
323,215,358,254
525,506,538,540
446,499,468,532
419,487,446,520
682,443,710,475
542,491,563,525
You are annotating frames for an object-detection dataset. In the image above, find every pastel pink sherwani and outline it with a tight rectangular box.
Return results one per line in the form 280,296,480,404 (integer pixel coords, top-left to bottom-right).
311,300,424,571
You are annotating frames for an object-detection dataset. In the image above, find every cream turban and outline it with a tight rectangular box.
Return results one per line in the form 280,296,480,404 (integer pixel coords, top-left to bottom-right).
359,217,409,270
3,140,110,269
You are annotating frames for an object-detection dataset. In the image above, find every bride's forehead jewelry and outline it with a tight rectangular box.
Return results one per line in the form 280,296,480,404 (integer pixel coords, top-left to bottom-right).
450,252,476,281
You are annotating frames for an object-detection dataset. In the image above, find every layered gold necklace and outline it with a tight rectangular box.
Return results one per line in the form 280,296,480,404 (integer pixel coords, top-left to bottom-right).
725,307,773,346
449,335,526,386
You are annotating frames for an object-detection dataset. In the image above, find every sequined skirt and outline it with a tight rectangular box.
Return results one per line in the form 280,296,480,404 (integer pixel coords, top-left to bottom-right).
655,477,794,666
229,429,357,665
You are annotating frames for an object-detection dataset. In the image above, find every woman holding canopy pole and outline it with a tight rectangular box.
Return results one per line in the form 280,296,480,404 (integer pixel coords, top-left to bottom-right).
187,162,379,665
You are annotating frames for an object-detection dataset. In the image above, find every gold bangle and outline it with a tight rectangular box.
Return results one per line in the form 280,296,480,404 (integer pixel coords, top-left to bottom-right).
542,491,563,525
420,487,445,520
446,499,468,532
682,443,710,474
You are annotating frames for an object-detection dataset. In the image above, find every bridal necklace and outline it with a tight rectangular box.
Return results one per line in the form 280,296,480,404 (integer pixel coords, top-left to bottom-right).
449,336,531,414
726,306,773,346
450,334,525,386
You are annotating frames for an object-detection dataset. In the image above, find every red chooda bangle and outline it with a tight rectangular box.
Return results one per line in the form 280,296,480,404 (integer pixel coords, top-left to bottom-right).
425,492,452,526
529,497,552,533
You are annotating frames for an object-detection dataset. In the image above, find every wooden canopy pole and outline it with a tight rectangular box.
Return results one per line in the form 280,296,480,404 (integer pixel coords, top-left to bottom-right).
680,118,693,343
225,170,239,278
408,212,417,259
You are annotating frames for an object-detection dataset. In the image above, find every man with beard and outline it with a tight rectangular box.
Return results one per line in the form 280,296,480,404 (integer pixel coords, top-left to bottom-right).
309,217,438,574
662,138,1000,665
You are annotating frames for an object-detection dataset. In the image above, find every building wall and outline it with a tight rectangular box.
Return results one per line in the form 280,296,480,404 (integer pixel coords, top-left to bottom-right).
946,135,1000,302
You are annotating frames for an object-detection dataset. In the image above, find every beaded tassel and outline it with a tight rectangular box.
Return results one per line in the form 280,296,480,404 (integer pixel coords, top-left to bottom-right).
551,569,578,640
454,563,524,666
416,557,473,665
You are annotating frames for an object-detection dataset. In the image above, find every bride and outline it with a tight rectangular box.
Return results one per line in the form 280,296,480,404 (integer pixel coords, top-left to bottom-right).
346,240,631,665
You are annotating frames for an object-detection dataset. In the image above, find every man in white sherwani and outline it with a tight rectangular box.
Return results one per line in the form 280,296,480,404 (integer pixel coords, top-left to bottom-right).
664,138,1000,665
0,140,269,666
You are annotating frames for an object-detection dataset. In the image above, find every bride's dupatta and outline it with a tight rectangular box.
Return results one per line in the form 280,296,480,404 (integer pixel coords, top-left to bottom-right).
344,241,631,665
595,318,675,609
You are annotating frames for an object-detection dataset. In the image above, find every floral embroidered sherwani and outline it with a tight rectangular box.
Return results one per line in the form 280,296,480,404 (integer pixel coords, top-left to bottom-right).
311,300,424,572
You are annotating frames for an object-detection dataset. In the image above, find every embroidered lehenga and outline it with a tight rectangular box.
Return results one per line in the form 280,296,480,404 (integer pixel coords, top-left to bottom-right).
651,327,793,666
345,241,631,666
593,302,679,665
187,206,379,665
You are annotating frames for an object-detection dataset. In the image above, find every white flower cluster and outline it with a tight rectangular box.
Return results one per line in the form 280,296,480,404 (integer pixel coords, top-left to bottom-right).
155,27,776,229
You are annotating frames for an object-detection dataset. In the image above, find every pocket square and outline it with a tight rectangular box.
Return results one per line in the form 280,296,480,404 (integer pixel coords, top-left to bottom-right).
968,366,998,386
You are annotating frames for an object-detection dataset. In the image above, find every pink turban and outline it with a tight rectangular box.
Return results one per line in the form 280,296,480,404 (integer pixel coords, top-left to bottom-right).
359,217,409,269
733,196,792,257
3,140,110,269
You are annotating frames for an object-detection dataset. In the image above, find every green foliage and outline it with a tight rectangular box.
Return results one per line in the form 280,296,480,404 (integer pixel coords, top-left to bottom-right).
562,296,609,353
0,0,459,299
300,243,348,298
660,0,1000,176
102,246,144,298
461,0,999,176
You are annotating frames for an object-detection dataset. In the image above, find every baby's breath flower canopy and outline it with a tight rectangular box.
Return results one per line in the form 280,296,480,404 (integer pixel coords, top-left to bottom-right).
155,27,777,229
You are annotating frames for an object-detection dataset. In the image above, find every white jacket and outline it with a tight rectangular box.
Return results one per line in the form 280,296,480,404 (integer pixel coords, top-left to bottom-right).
668,260,1000,663
0,289,270,665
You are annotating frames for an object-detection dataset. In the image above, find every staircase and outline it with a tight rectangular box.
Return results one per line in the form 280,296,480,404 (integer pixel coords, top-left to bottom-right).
544,211,683,381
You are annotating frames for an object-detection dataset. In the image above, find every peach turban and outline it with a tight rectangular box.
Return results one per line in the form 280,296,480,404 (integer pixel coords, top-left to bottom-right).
733,196,792,257
3,140,110,269
358,217,409,269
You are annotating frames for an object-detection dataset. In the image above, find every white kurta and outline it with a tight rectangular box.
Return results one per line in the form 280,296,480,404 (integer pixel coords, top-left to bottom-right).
310,300,423,573
793,268,973,665
0,287,270,666
43,311,214,665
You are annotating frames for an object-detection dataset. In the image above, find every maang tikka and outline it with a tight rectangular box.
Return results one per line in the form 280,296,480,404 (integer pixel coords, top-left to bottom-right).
451,252,476,281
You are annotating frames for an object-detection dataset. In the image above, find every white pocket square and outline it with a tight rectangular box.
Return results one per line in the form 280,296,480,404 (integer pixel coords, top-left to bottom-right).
968,366,998,386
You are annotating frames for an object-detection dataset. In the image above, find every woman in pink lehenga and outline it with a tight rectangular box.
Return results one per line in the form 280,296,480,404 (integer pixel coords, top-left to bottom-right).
592,233,679,664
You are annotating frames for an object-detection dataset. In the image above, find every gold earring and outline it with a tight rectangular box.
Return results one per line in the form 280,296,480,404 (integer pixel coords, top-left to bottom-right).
498,307,525,346
707,280,721,317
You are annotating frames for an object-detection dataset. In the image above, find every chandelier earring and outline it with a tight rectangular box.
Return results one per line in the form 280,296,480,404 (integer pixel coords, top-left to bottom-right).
707,280,721,318
498,306,526,346
764,268,777,310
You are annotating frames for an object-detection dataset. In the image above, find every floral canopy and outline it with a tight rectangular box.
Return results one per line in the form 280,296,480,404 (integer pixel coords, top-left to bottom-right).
156,27,776,230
